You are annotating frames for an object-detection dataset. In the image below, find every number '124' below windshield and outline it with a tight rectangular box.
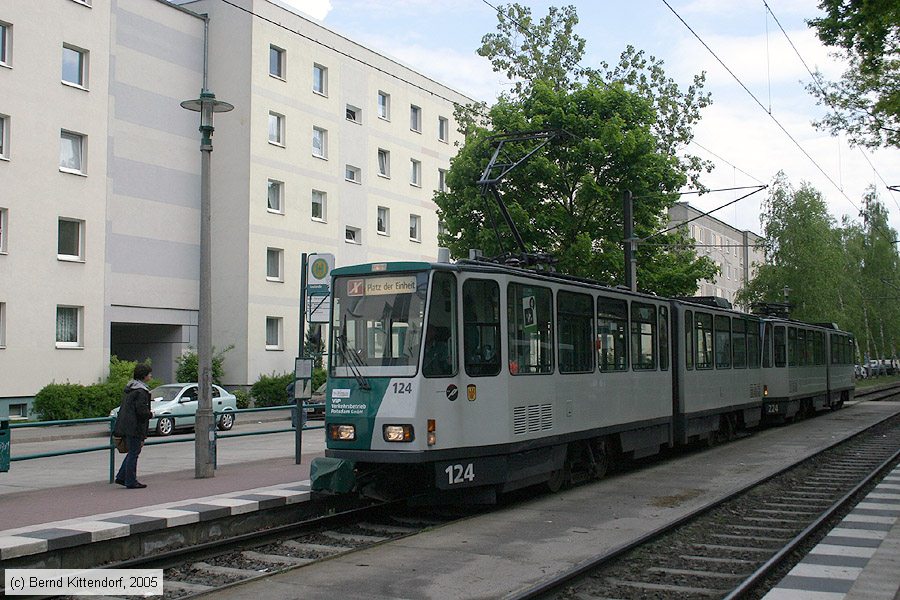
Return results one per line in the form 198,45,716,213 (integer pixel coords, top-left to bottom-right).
331,272,429,377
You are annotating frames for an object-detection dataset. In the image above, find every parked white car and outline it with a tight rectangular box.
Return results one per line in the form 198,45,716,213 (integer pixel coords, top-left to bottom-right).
111,383,237,436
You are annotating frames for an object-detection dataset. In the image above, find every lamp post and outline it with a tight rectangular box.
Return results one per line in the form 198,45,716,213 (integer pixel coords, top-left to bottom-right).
181,90,233,478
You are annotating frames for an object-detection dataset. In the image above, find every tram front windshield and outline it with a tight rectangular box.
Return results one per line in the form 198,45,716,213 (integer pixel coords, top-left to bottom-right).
331,272,429,377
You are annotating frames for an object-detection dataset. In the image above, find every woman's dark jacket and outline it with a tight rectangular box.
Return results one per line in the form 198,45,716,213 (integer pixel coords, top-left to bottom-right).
114,380,152,439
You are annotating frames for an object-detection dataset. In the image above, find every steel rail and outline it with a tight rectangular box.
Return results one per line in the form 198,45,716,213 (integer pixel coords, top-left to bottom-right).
507,406,900,600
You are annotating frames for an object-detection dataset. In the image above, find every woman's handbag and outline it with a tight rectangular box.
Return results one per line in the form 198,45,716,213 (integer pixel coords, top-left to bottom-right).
114,436,128,454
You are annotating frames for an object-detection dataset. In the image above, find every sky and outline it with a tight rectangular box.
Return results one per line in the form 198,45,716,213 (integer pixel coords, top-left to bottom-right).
273,0,900,238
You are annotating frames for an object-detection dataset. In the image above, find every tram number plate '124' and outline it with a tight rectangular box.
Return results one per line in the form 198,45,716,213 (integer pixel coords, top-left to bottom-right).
444,463,475,486
434,456,506,490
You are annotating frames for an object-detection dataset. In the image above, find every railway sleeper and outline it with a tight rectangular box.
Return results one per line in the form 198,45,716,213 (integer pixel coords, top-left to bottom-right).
604,578,723,597
241,550,314,566
649,567,747,580
191,562,264,578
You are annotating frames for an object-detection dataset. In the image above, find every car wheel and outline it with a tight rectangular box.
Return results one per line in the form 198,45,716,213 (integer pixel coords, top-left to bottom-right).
156,416,175,437
217,412,235,431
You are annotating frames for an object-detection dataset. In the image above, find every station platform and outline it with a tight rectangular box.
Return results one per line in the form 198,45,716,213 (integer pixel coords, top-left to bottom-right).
0,454,316,563
0,402,898,599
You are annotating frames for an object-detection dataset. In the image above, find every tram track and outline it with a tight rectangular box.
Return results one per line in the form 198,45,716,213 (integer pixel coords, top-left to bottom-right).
515,409,900,600
57,501,473,600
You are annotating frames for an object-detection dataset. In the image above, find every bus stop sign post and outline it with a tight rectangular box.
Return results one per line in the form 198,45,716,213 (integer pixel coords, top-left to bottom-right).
294,357,313,465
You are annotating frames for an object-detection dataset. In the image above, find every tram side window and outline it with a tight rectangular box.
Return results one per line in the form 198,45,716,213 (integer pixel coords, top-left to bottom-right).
748,320,760,369
507,282,553,374
775,326,786,367
557,291,594,373
814,331,825,365
422,271,457,378
463,279,501,377
847,337,855,364
732,318,747,368
658,306,669,371
788,327,798,367
631,302,657,370
684,310,694,370
695,312,713,369
797,329,808,366
715,315,731,369
597,296,628,371
763,322,773,368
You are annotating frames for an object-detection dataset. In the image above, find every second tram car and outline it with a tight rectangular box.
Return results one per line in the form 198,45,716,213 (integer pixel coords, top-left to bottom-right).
311,259,855,501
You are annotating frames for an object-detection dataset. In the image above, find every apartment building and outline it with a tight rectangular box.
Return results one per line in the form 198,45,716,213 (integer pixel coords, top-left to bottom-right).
667,202,765,308
0,0,470,416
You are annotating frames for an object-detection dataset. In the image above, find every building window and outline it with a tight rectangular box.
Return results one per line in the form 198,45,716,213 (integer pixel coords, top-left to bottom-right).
377,206,389,235
346,104,361,123
377,148,390,177
312,63,327,95
345,226,361,244
377,91,390,120
312,126,327,158
266,247,283,281
410,105,421,132
0,303,6,347
311,189,326,221
0,207,7,253
267,179,283,213
0,22,9,67
410,159,421,186
56,305,82,347
268,112,284,146
0,114,8,159
438,116,449,142
269,45,285,79
345,165,361,184
58,218,84,261
70,0,92,6
438,169,447,192
62,44,88,88
266,316,282,349
59,130,85,174
409,214,421,242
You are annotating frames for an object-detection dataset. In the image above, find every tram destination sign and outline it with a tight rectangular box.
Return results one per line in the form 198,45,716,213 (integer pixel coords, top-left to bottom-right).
347,276,417,296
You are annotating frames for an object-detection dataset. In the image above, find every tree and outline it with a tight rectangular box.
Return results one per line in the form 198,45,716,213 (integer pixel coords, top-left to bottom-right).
736,173,848,322
807,1,900,148
440,5,716,296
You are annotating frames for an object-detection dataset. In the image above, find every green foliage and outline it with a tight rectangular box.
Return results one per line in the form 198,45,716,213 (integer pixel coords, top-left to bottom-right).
807,1,900,148
175,345,233,384
312,367,327,391
32,356,159,421
736,175,900,362
232,389,251,410
441,6,715,296
250,372,294,408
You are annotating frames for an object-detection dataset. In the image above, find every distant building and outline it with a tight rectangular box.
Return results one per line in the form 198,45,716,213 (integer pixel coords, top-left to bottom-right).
0,0,470,416
667,202,765,309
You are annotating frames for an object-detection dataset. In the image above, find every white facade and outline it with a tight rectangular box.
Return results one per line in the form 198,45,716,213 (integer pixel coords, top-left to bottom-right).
0,0,470,413
667,202,764,308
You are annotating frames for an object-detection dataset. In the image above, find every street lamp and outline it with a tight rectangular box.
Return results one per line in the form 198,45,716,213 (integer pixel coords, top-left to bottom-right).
181,89,233,478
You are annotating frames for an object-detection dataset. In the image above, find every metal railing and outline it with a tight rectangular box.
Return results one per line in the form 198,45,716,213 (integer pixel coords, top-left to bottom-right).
6,402,324,483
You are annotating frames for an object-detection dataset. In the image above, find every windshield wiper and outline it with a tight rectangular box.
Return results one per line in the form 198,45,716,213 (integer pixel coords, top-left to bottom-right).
336,334,371,391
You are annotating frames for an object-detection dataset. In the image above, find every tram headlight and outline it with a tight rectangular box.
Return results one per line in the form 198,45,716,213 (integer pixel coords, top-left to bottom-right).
329,424,356,441
383,425,414,442
427,419,436,446
763,385,769,397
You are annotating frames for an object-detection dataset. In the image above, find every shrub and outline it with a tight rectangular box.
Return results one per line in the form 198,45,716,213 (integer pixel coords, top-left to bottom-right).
250,372,294,408
33,357,158,421
312,367,327,391
175,345,233,384
233,388,251,410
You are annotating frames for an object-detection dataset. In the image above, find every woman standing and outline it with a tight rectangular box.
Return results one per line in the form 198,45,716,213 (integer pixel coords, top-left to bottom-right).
114,364,153,489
